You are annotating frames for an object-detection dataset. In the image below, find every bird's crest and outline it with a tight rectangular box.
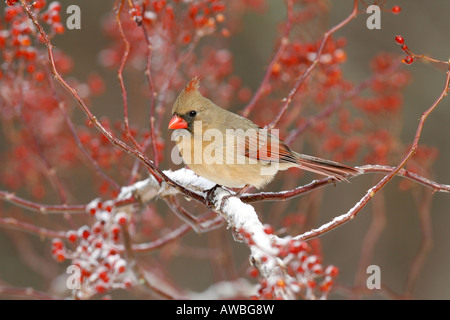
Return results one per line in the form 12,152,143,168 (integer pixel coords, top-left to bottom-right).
185,76,200,93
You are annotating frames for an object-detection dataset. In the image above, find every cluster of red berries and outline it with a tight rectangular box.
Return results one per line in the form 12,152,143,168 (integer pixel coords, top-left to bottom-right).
245,226,339,300
51,199,134,298
1,1,68,78
312,53,410,165
126,0,229,45
99,0,257,126
395,35,414,65
273,37,348,87
36,1,64,34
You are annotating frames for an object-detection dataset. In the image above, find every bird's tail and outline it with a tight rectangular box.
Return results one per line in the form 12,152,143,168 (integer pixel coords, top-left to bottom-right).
293,152,362,182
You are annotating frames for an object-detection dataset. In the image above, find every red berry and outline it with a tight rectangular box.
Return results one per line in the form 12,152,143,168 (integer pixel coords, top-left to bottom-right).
95,284,107,293
276,279,286,288
319,280,333,292
263,224,273,234
5,7,17,21
115,259,126,273
395,35,404,45
391,6,401,14
153,0,166,12
55,251,65,262
307,280,316,289
312,264,323,275
325,265,339,277
402,56,414,65
111,224,121,235
123,278,133,288
33,0,46,9
99,271,109,283
66,231,77,243
26,64,35,73
248,267,259,278
211,2,226,12
53,23,64,34
94,240,103,248
93,222,104,234
49,1,61,12
52,238,64,250
115,212,128,225
79,226,91,239
35,71,45,81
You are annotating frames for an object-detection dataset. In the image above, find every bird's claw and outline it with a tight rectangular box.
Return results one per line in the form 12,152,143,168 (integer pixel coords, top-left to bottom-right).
204,184,219,209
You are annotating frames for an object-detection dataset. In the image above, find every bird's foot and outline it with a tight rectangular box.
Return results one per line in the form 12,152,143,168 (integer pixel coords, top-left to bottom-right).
204,184,220,209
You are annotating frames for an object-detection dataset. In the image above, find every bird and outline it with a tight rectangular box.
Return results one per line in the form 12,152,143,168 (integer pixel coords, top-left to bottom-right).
168,77,362,193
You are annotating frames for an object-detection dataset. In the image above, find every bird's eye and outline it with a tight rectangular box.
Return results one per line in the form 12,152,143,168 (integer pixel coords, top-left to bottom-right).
188,110,197,117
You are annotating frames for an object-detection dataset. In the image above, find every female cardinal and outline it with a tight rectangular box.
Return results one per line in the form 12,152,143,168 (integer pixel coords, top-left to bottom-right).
168,77,362,190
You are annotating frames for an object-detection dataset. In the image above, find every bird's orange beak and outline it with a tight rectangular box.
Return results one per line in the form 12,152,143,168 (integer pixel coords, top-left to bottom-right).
168,115,188,129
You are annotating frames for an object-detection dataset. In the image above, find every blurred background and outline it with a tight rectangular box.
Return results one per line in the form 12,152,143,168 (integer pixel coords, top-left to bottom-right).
1,0,450,299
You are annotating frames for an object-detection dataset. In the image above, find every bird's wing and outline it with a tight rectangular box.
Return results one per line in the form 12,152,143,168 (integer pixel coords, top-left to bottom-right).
240,128,362,180
239,129,298,164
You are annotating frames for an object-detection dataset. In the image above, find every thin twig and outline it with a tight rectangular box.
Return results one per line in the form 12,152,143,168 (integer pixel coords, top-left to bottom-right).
120,220,183,299
266,0,360,130
19,0,210,199
404,188,433,297
294,64,450,241
140,9,159,167
285,60,401,144
115,0,143,153
164,195,224,234
0,190,85,214
0,217,66,238
0,285,59,300
353,182,386,290
241,0,294,117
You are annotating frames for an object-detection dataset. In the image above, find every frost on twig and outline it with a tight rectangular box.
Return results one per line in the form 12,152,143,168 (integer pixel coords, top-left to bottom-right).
118,168,339,299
